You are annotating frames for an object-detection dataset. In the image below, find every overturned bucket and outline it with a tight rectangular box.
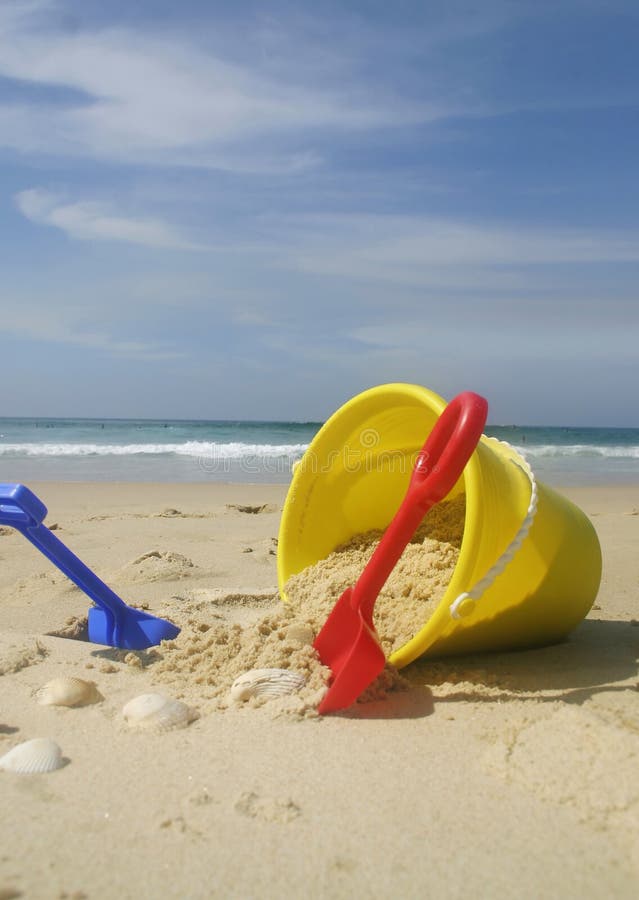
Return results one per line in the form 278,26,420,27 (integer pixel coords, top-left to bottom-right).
277,383,602,668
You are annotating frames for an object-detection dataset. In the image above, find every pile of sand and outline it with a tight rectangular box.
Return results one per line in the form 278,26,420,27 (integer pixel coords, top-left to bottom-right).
141,497,465,715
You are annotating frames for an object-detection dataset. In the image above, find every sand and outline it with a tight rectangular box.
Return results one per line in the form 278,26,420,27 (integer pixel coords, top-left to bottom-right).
284,494,465,657
0,481,638,899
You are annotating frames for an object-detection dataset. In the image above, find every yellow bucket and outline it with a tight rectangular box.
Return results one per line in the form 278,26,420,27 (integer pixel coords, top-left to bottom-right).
277,383,602,668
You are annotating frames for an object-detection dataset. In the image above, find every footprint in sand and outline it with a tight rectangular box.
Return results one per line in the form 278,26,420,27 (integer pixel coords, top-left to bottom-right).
157,588,277,634
244,537,278,562
0,641,48,676
122,550,197,584
482,705,639,832
177,588,279,613
234,790,301,824
88,508,210,521
15,571,66,593
154,508,211,519
225,504,278,515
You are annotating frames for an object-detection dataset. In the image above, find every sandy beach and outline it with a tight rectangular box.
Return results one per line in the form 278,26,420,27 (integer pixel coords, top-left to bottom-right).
0,481,637,899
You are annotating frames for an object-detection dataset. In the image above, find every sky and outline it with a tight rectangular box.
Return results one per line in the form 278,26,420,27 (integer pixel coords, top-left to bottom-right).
1,0,638,425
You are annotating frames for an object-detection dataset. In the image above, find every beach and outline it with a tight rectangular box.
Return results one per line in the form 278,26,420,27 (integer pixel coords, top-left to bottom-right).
0,480,638,899
3,0,638,895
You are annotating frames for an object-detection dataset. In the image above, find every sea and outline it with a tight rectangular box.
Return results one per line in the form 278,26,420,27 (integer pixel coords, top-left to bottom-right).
1,417,638,486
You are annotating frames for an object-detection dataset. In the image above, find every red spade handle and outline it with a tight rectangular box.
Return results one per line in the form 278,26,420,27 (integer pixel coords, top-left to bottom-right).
408,391,488,509
352,391,488,621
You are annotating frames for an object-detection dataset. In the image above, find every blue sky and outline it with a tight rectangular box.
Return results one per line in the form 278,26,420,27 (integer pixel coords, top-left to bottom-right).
1,0,638,425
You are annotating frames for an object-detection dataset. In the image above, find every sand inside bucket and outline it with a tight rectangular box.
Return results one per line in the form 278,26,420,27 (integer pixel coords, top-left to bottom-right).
284,494,466,656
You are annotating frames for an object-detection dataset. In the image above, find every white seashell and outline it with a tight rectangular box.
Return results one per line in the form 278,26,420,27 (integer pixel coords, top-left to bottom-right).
0,738,64,775
230,668,306,702
36,676,102,708
122,693,197,731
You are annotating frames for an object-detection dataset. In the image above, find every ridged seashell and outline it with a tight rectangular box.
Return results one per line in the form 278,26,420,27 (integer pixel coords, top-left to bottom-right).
230,668,306,702
121,693,197,731
36,676,102,708
0,738,64,775
283,622,314,646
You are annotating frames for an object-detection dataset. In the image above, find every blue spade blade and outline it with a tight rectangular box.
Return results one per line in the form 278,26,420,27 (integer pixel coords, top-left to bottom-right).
0,483,180,650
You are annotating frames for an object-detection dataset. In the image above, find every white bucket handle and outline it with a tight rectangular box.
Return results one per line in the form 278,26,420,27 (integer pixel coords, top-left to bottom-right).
449,439,538,620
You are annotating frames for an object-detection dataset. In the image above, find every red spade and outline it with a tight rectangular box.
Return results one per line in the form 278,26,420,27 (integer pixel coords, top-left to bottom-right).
314,391,488,714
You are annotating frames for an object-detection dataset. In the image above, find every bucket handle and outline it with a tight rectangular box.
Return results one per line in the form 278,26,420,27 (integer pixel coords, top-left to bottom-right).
449,440,538,620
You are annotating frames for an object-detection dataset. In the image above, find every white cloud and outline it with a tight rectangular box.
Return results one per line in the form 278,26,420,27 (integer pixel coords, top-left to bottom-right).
272,213,639,287
1,1,637,175
0,2,428,172
15,188,202,249
1,297,184,360
230,309,271,327
349,316,638,365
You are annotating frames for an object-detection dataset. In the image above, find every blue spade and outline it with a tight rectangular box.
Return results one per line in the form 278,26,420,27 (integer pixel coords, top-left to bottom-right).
0,483,180,650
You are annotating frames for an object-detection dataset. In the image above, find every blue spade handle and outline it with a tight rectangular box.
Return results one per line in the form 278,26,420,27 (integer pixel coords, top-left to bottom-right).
0,483,179,649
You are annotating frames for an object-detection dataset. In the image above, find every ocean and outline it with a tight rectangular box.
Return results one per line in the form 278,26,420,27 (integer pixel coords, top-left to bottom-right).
1,417,638,486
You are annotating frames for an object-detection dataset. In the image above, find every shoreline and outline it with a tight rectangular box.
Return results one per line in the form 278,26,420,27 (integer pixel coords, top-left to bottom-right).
1,480,637,898
13,479,639,519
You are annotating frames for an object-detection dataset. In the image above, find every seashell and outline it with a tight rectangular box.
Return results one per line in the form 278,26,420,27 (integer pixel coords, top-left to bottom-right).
36,676,102,708
122,693,197,731
0,738,64,775
230,668,306,703
283,622,314,646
